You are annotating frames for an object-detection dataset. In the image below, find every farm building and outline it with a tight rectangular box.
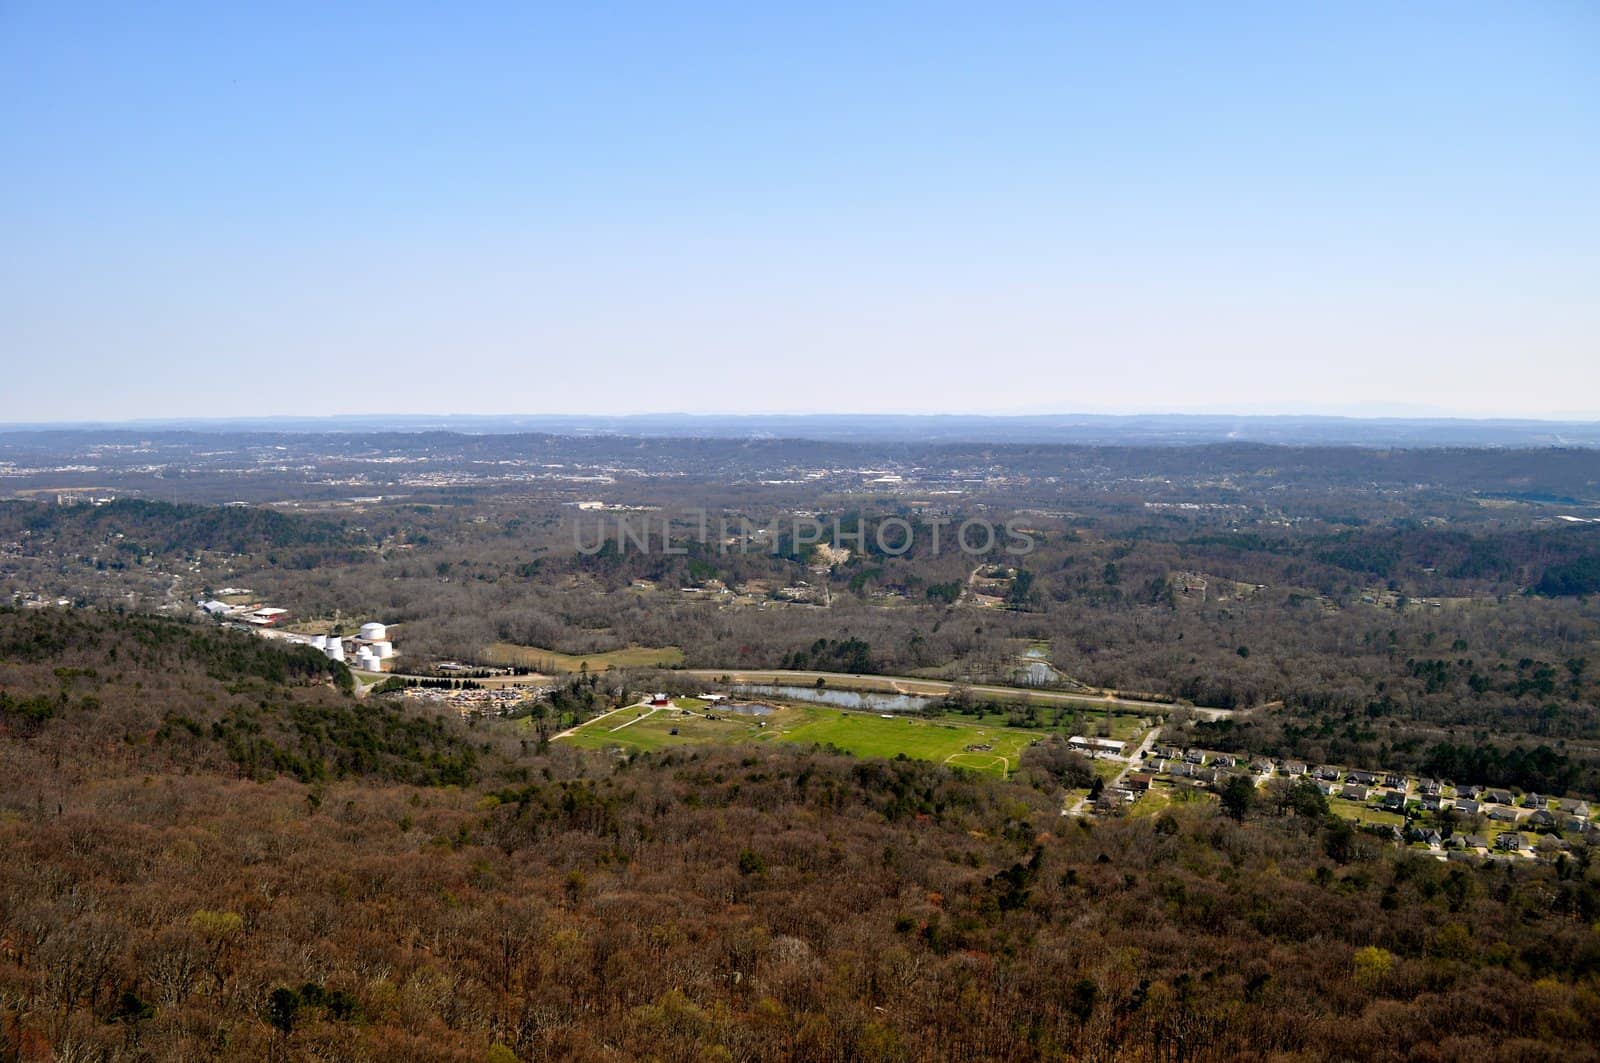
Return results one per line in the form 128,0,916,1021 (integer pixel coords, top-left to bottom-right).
243,607,289,626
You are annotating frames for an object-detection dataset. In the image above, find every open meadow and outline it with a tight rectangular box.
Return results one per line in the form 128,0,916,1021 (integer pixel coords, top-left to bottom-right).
560,699,1049,777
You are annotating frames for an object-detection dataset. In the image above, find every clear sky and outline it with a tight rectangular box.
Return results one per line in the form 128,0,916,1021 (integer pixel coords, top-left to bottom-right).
3,2,1597,421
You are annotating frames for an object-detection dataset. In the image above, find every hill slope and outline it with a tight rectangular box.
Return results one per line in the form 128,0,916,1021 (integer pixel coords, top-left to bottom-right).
0,609,1597,1061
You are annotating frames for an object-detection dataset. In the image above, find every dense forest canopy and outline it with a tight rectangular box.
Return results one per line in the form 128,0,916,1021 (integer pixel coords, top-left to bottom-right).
1,609,1598,1060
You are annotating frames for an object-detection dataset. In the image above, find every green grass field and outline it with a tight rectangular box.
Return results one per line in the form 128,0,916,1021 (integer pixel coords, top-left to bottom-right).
1327,798,1404,827
1128,787,1172,817
777,711,1042,776
484,642,685,673
1089,757,1127,781
559,702,1048,777
562,705,752,753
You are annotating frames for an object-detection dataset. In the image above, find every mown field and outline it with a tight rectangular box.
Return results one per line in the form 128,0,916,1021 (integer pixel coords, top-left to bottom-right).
485,641,685,672
1326,797,1405,827
560,701,1048,777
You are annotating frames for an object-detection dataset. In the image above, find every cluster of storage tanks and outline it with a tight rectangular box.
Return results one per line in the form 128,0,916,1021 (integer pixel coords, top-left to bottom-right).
310,621,394,671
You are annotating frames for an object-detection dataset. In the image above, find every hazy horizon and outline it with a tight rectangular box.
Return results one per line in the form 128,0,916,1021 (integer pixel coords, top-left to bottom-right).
9,408,1600,427
11,404,1600,427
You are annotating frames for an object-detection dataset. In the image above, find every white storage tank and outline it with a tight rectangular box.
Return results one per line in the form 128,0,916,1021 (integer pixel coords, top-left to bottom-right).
370,640,393,658
359,622,387,642
325,641,345,663
311,635,327,650
356,650,379,671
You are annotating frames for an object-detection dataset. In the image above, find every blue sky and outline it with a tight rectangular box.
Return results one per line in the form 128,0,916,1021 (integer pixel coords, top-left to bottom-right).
3,2,1597,420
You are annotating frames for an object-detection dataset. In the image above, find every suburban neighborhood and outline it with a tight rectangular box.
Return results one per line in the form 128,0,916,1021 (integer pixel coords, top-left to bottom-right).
1096,743,1598,863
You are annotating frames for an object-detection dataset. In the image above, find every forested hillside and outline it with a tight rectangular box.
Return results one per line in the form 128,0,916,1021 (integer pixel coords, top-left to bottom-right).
2,609,1599,1060
0,499,369,573
0,609,474,788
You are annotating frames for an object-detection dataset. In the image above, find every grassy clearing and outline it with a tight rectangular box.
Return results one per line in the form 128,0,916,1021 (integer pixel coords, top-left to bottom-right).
776,711,1044,777
1090,758,1126,781
1129,787,1172,817
1328,798,1404,827
485,642,685,673
559,702,1047,778
1081,713,1150,742
563,706,757,753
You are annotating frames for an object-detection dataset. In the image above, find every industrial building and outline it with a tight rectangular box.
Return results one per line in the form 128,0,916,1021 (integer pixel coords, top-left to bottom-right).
243,607,290,626
318,620,399,672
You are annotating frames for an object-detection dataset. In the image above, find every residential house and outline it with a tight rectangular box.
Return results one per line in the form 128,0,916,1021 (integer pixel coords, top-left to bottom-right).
1341,784,1369,801
1379,791,1407,812
1347,770,1380,787
1315,765,1341,781
1527,810,1558,830
1488,806,1520,823
1453,799,1481,816
1383,774,1408,790
1484,789,1515,805
1418,778,1443,797
1556,798,1590,818
1494,833,1532,853
1183,749,1206,764
1521,792,1545,809
1126,773,1153,793
1250,758,1274,775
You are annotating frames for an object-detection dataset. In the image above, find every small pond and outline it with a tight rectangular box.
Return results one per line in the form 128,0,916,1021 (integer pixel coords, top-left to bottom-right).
734,684,933,714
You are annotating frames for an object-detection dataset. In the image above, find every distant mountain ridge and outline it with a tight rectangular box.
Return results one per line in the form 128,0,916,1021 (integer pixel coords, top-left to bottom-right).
6,412,1600,447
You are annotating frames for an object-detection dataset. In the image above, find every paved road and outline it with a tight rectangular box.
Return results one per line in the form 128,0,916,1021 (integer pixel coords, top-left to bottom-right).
678,668,1231,718
552,701,640,740
1066,724,1163,816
